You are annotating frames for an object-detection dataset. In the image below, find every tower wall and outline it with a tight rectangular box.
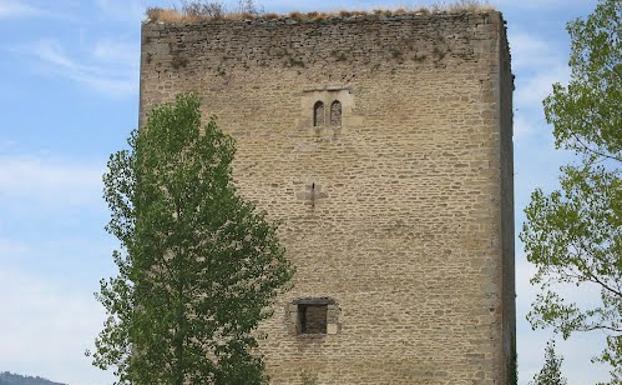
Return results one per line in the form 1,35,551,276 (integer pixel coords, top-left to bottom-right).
140,11,515,385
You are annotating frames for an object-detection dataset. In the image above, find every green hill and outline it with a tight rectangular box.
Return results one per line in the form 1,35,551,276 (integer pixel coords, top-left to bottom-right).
0,372,68,385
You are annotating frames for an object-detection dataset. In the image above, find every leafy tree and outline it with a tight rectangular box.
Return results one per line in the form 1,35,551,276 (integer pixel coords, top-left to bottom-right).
90,93,294,385
521,0,622,382
530,340,567,385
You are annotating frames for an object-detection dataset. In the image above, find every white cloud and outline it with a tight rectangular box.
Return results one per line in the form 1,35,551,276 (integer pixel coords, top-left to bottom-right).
515,67,569,110
509,32,566,72
0,0,41,18
492,0,587,10
508,31,570,110
15,38,138,97
0,0,75,20
0,155,103,206
0,267,114,385
505,30,570,145
0,237,29,256
513,114,540,141
95,0,145,21
92,39,139,68
255,0,588,12
0,139,18,151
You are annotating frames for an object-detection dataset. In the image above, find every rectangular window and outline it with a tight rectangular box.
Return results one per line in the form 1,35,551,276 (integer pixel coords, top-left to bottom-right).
298,304,327,334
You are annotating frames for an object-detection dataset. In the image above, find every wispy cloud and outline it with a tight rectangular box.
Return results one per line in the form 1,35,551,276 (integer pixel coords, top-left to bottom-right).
0,155,103,206
515,68,569,116
0,0,41,18
0,237,29,256
507,30,570,145
14,38,138,97
513,114,545,141
493,0,587,10
95,0,146,22
0,266,114,385
509,31,570,109
92,38,139,68
0,0,75,21
510,32,566,72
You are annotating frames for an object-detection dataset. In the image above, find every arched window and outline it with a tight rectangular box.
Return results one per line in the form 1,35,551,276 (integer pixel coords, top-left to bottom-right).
330,100,342,126
313,101,324,127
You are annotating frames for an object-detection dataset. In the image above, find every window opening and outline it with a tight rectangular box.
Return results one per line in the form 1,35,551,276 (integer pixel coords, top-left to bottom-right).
298,304,327,334
313,101,324,127
330,100,342,126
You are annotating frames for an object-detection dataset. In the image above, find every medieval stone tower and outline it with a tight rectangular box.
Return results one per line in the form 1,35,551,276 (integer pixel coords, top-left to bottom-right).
140,7,515,385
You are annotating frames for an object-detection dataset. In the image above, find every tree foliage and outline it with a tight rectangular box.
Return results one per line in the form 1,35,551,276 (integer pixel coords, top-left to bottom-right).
90,93,294,385
530,340,567,385
521,0,622,382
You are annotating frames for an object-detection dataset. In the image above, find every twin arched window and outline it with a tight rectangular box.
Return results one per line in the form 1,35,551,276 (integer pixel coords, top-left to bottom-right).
313,100,342,127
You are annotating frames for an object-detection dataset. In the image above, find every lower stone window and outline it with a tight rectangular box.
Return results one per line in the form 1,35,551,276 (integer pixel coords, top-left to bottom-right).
288,297,338,336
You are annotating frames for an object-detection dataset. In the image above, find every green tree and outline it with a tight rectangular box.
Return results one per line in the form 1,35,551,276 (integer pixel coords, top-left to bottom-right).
90,93,294,385
530,340,567,385
521,0,622,382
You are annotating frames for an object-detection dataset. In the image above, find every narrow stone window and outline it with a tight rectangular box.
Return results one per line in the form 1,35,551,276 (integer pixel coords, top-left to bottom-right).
330,100,342,126
313,101,324,127
298,304,327,334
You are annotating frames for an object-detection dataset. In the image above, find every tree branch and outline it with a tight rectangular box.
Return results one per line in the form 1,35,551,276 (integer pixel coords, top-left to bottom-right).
572,132,622,163
580,324,622,334
572,243,622,298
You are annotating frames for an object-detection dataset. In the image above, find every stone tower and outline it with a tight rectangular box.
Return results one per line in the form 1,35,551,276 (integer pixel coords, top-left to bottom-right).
140,8,515,385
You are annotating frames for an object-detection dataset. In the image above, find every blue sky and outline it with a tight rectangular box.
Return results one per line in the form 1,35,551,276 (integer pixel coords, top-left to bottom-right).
0,0,610,384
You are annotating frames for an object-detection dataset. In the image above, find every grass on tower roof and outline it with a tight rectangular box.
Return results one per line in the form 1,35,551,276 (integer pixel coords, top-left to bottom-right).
145,1,496,25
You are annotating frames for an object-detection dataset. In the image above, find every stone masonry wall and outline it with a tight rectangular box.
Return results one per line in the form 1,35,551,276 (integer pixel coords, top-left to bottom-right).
140,11,514,385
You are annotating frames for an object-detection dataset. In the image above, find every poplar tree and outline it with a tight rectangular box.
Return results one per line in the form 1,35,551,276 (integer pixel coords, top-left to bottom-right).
90,93,293,385
530,340,567,385
521,0,622,382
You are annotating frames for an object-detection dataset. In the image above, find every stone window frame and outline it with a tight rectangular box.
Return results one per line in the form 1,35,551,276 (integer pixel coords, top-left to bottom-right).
299,86,353,131
287,297,339,337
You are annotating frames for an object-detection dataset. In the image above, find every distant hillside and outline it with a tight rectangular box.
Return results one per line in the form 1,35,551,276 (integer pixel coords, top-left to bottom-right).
0,372,68,385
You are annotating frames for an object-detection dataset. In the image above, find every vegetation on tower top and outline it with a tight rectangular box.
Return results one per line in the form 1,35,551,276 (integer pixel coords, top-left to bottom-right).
145,0,496,25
